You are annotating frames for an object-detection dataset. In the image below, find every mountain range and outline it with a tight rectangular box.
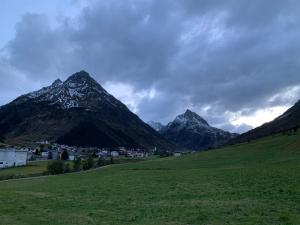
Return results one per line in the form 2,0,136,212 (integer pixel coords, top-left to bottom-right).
1,70,298,151
0,71,173,150
149,110,237,150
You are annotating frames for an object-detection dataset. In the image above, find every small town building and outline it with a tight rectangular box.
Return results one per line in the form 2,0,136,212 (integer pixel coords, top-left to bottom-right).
41,152,49,158
0,149,28,168
97,150,109,158
111,151,120,157
68,152,76,161
173,152,182,157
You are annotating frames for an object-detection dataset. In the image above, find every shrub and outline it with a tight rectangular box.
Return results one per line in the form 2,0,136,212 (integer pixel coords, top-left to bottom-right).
82,156,94,170
73,157,82,171
155,150,172,158
47,161,65,175
97,157,105,167
64,163,71,173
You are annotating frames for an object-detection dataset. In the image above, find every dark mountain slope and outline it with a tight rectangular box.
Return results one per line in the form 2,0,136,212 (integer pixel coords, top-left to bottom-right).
230,100,300,144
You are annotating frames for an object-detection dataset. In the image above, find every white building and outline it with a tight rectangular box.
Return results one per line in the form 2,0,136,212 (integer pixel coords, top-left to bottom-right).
41,152,49,158
111,151,120,157
173,152,182,157
0,149,28,168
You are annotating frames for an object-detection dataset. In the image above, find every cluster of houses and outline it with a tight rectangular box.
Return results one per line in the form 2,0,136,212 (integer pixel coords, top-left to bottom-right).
0,142,163,169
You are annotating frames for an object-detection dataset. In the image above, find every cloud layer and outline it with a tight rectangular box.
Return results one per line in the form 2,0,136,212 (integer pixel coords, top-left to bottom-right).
1,0,300,133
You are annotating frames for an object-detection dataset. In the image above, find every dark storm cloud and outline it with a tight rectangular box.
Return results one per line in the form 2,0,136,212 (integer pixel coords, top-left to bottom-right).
1,0,300,131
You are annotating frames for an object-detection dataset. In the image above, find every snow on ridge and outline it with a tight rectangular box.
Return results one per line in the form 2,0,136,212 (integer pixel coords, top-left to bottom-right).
25,74,114,109
173,113,210,128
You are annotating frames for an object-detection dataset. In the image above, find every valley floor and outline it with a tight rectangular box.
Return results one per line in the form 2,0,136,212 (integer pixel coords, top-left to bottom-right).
0,133,299,225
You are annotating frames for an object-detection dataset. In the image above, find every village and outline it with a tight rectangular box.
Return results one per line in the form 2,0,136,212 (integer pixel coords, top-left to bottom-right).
0,141,183,169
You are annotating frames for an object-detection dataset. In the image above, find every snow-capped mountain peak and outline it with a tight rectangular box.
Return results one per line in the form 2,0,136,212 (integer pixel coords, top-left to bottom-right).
51,79,63,87
160,109,237,150
173,109,210,128
24,71,123,110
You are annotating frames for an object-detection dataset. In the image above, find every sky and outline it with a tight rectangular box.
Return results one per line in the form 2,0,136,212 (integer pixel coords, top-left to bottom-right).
1,0,300,133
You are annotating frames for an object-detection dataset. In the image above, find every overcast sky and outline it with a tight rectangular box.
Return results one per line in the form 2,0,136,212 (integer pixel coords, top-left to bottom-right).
1,0,300,133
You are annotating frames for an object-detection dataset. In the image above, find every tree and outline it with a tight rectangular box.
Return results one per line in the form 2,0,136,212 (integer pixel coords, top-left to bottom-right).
97,157,105,167
35,148,41,155
39,144,45,152
82,155,94,170
61,149,69,161
73,158,82,171
0,135,5,143
92,151,97,158
110,156,114,164
293,126,298,133
47,161,65,175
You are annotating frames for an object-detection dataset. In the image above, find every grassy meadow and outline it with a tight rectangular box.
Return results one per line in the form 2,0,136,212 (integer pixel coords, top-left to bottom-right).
0,133,299,225
0,161,49,177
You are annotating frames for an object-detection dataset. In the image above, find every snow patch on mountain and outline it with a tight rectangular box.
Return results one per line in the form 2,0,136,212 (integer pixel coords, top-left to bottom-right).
173,109,210,128
25,71,122,110
148,121,164,131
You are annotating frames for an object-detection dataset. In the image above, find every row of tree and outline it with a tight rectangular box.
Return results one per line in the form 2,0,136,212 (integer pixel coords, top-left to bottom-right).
47,156,114,175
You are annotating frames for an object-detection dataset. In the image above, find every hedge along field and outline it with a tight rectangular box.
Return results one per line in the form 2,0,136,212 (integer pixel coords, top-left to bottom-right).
0,133,299,225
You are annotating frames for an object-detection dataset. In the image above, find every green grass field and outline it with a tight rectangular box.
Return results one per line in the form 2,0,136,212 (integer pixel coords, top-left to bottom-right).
0,161,49,177
0,157,146,180
0,134,299,225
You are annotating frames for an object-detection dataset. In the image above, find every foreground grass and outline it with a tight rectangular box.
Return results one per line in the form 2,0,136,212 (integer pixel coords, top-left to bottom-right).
0,134,299,225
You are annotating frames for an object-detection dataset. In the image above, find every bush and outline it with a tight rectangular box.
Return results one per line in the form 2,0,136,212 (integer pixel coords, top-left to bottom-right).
155,150,172,158
97,157,105,167
64,163,71,173
73,158,82,171
82,156,94,170
47,161,65,175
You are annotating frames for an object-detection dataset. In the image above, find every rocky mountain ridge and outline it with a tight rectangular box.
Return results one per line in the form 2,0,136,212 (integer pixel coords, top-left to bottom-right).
150,110,237,150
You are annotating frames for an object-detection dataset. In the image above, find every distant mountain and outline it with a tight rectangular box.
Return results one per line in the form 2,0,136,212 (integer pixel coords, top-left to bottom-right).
160,110,237,150
147,121,164,132
230,100,300,144
0,71,173,150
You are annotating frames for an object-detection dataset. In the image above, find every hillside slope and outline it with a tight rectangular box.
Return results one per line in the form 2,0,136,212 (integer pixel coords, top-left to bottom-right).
0,133,299,224
231,99,300,144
